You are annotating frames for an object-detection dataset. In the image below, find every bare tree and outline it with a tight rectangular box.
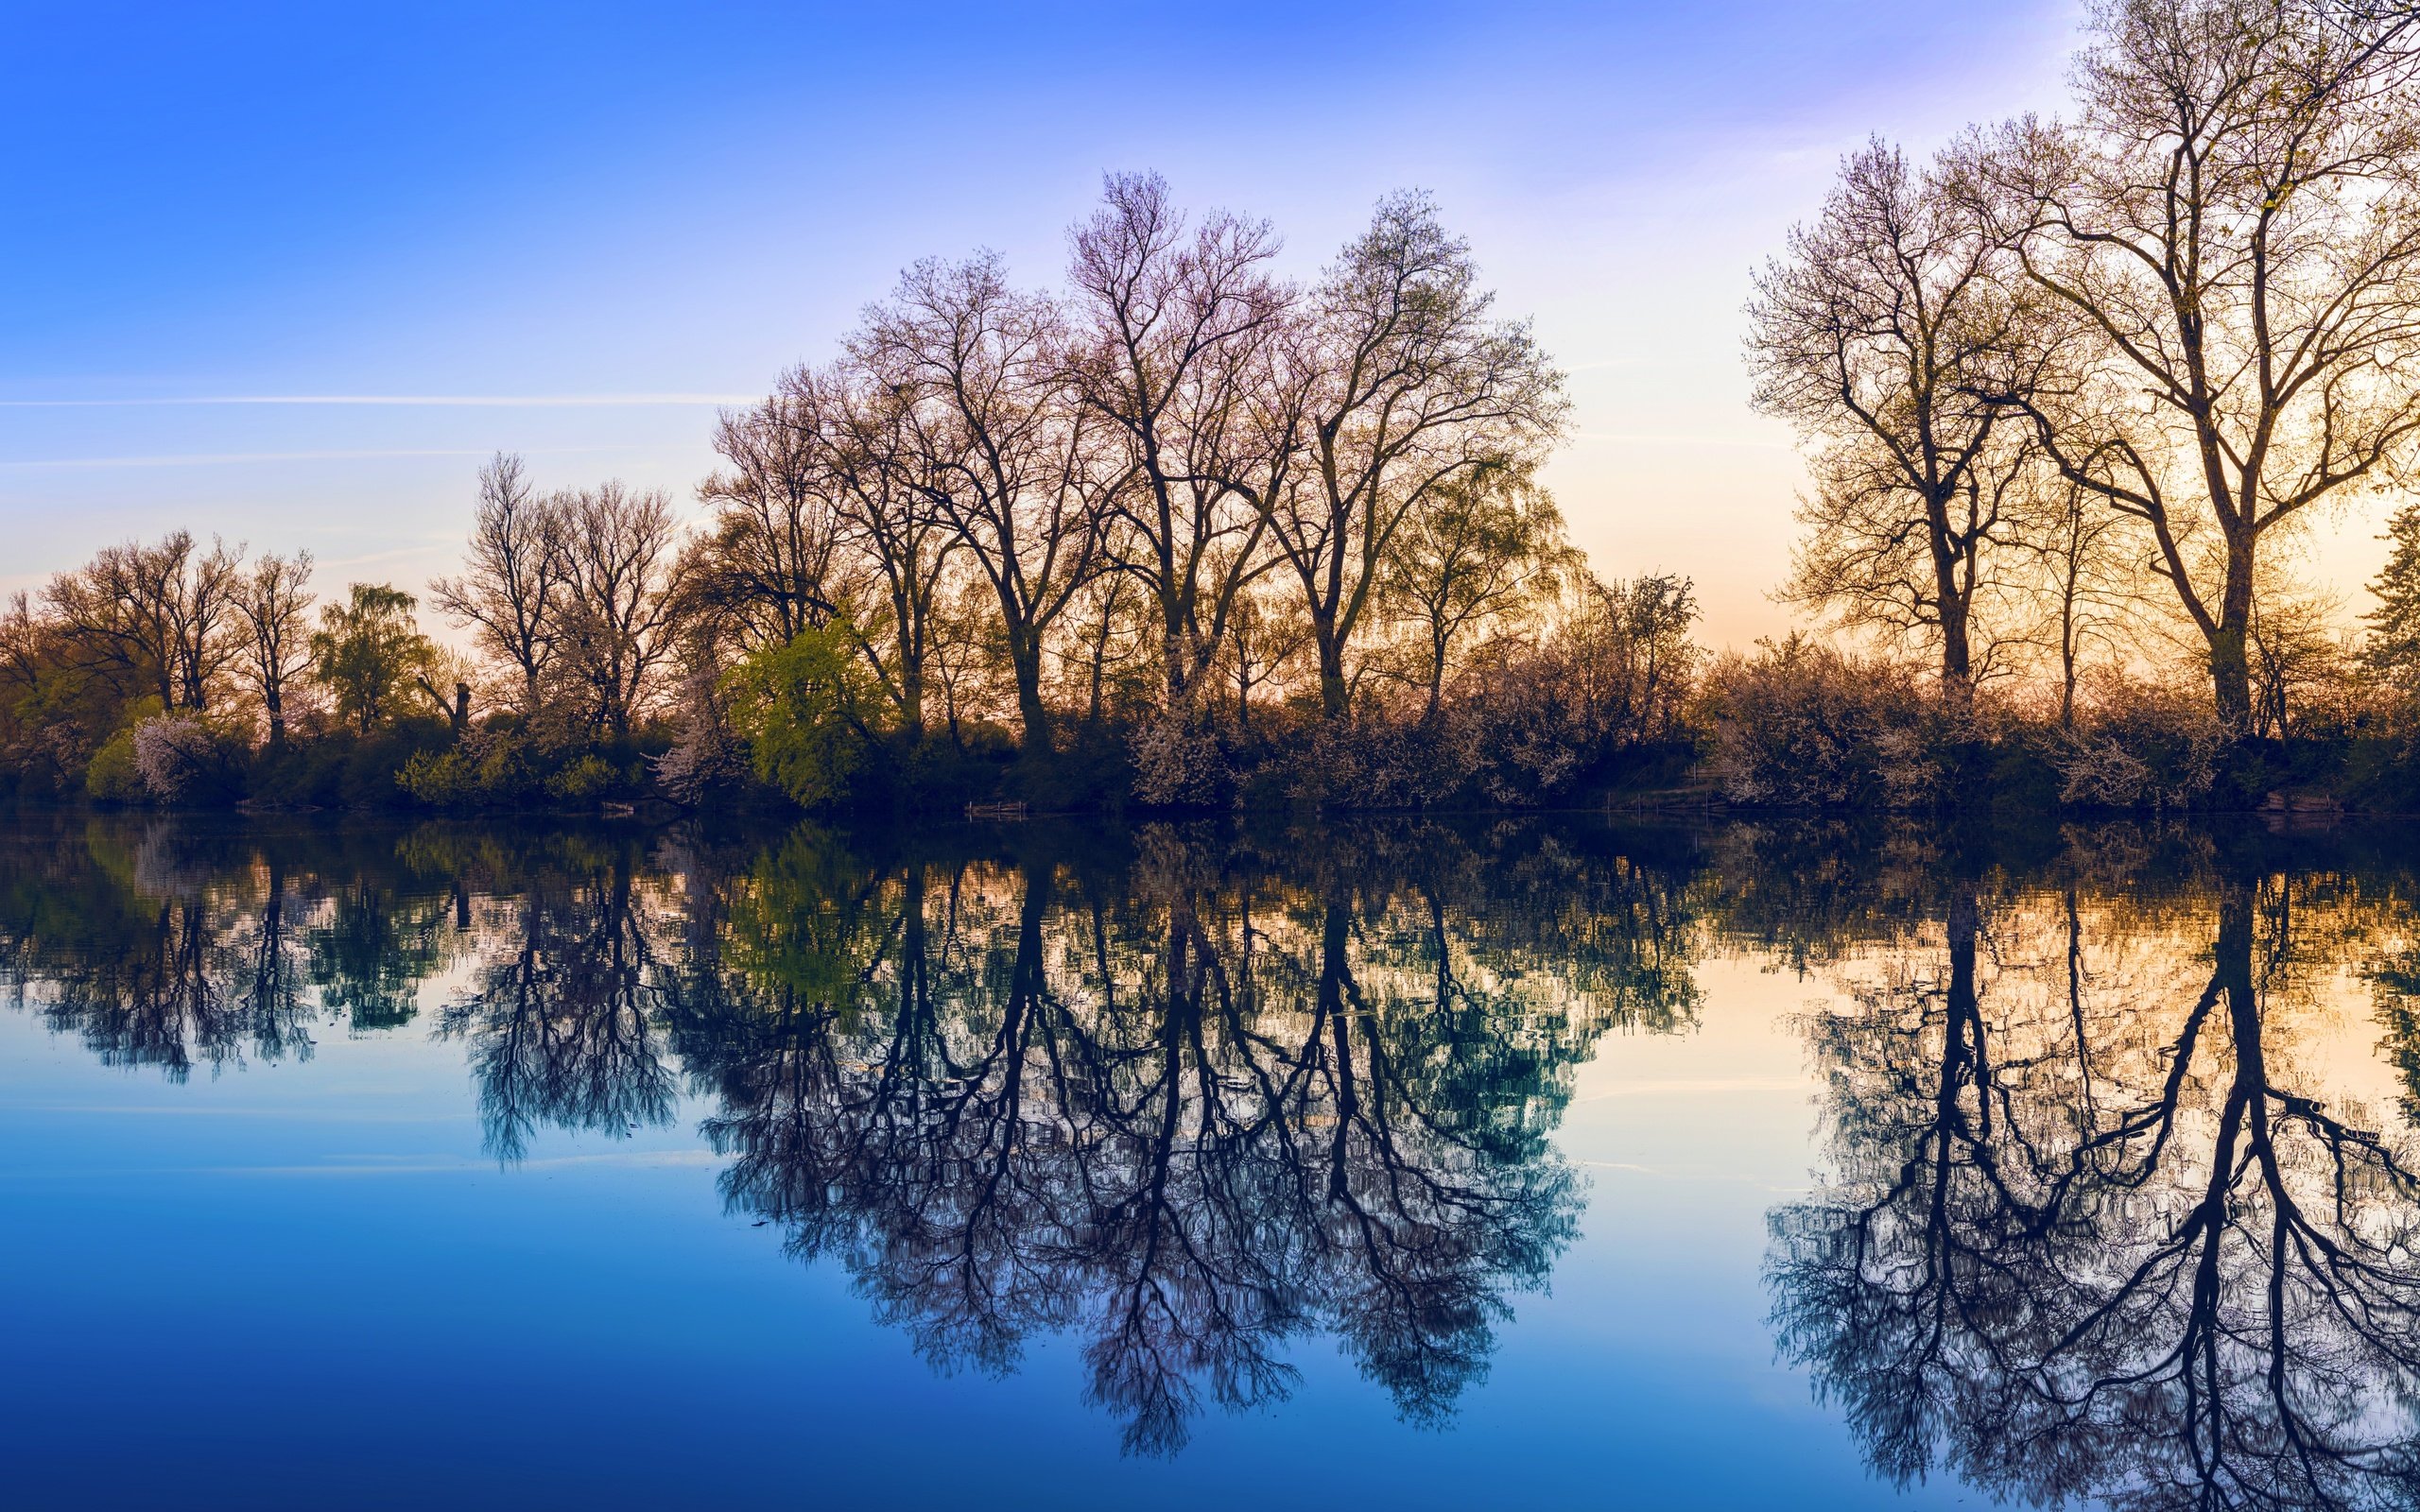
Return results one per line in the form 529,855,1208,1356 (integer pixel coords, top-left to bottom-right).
687,398,845,649
1060,564,1150,730
1262,193,1566,721
787,362,960,740
1751,140,2045,709
47,543,173,711
555,482,684,738
168,538,245,714
1978,0,2420,734
2013,479,2139,728
54,532,247,714
925,578,1008,747
1228,586,1307,739
1066,172,1291,715
430,453,568,715
233,552,316,747
856,254,1111,755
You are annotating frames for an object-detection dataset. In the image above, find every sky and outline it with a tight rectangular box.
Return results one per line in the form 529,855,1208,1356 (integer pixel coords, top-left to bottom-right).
9,0,2378,648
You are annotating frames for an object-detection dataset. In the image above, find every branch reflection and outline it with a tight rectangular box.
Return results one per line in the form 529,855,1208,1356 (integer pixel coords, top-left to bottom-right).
1771,866,2420,1510
672,823,1678,1452
0,814,1693,1452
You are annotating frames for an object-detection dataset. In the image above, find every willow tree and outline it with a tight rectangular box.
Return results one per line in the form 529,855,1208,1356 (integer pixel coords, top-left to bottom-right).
1750,139,2043,710
310,583,436,734
1982,0,2420,735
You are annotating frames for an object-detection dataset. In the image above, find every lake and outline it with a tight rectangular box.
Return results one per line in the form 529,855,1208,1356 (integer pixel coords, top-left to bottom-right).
3,812,2415,1510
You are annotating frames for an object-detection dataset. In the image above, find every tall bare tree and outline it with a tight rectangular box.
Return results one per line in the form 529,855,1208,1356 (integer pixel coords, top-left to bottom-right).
168,538,245,713
555,482,684,738
45,531,243,714
786,362,960,740
430,453,568,715
1979,0,2420,733
1751,140,2046,708
688,397,844,649
856,254,1111,754
1066,172,1291,714
1263,193,1566,720
233,551,316,747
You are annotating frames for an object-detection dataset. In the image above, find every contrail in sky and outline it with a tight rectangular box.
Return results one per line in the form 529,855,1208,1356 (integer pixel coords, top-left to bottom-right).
0,394,757,408
0,447,634,469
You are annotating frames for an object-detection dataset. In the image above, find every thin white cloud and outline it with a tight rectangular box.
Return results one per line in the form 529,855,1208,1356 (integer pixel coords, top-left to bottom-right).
0,448,496,469
0,393,758,408
0,445,641,469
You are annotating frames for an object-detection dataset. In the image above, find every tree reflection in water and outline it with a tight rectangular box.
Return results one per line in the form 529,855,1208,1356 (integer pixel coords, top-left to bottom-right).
32,812,2420,1486
670,822,1685,1452
1769,854,2420,1511
0,815,1690,1453
437,845,682,1161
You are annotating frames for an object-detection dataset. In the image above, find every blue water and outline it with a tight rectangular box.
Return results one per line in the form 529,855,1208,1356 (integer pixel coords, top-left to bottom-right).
4,815,2403,1509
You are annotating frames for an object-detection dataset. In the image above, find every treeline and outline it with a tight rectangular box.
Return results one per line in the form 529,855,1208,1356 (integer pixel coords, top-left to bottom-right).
1728,0,2420,812
0,179,1700,815
22,0,2420,817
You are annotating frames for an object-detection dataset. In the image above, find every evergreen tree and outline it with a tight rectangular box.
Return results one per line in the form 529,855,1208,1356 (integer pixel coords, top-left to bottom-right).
2363,501,2420,690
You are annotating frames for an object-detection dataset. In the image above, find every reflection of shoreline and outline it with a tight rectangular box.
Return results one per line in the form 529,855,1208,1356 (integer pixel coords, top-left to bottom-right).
20,811,2420,1483
0,814,1703,1454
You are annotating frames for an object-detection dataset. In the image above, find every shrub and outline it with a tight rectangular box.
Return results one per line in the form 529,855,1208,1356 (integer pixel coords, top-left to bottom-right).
544,753,622,802
1280,708,1480,810
2055,671,2224,810
131,713,242,801
1699,636,1940,808
1128,711,1234,807
651,668,750,808
84,721,147,803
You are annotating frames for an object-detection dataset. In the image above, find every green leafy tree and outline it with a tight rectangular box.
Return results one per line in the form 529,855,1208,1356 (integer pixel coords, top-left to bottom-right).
726,623,875,808
310,584,436,734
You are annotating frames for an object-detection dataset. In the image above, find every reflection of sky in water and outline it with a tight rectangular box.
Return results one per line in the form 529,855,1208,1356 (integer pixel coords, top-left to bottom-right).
7,817,2412,1510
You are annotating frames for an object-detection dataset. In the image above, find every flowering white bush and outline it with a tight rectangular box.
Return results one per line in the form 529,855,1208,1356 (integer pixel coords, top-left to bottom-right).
130,713,224,800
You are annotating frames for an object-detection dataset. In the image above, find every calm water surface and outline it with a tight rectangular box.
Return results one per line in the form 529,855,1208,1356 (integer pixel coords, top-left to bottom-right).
4,814,2417,1510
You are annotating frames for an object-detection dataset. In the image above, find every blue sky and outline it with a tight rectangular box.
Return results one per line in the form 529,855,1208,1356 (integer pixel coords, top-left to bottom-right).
1,0,2112,644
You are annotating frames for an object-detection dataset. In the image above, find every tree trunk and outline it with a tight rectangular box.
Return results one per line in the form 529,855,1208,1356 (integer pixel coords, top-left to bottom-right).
1315,617,1349,722
899,660,925,744
1163,608,1189,713
1008,626,1053,756
1937,592,1973,713
1425,624,1448,725
1928,492,1974,714
2056,567,2079,732
2210,541,2256,738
